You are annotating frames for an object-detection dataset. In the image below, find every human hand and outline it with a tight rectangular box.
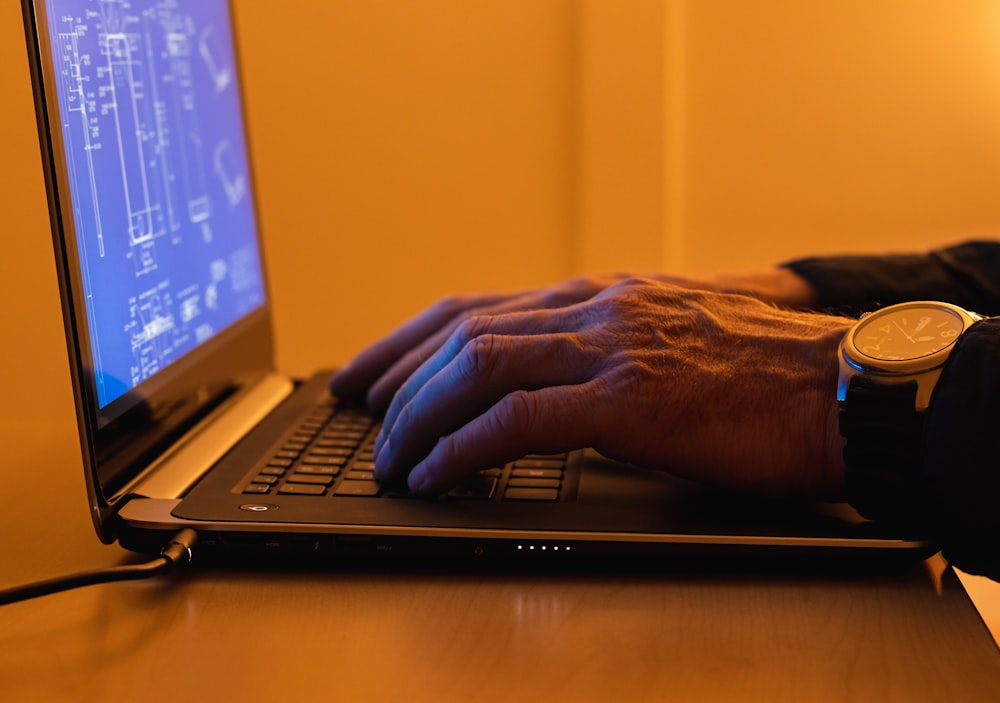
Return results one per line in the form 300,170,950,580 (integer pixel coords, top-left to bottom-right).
331,268,819,414
331,274,634,412
331,277,850,499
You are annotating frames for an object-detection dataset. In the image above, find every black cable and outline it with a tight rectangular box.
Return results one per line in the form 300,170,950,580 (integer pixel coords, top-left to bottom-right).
0,528,198,606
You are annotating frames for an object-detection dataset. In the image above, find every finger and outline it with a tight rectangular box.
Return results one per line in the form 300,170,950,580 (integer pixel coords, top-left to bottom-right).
405,382,606,495
363,294,560,412
328,293,509,400
364,316,465,412
375,304,589,459
374,332,597,484
362,280,611,412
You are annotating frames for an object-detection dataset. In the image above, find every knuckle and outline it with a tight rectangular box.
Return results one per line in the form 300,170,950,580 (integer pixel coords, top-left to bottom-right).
454,313,491,346
538,274,620,309
590,286,648,319
541,275,593,306
537,286,569,309
609,275,656,292
456,334,501,381
432,295,470,319
492,390,538,438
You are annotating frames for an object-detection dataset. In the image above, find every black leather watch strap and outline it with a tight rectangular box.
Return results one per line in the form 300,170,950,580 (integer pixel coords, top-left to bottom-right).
840,376,927,526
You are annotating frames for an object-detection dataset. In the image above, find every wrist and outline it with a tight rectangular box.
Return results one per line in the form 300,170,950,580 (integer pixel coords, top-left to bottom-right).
752,312,851,499
836,301,982,525
712,268,821,309
797,318,851,499
824,397,848,500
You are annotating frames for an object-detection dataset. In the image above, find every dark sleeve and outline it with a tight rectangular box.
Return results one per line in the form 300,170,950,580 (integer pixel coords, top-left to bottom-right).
781,240,1000,316
920,318,1000,580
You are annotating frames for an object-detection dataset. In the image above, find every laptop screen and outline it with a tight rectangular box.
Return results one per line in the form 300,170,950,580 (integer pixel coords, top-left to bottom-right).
42,0,266,410
27,0,276,506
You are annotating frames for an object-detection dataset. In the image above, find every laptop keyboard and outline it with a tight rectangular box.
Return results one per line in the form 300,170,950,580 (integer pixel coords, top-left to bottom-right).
237,399,571,502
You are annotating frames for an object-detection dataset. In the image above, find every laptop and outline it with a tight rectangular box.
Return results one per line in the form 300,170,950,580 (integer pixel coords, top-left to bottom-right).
21,0,931,567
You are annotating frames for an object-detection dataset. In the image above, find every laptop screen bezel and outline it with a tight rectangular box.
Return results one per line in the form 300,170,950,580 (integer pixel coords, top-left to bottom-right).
21,0,277,542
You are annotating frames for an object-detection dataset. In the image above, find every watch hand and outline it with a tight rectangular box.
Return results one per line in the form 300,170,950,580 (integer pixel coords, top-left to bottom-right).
892,320,915,343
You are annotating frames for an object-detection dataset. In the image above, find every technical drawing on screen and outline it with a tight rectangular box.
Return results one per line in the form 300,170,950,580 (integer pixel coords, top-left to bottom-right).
45,0,265,409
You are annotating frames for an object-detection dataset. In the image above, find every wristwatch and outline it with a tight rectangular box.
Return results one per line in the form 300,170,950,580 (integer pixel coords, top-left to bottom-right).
837,300,982,523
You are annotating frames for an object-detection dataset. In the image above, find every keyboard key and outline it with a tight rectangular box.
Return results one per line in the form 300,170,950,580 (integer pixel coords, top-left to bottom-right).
278,483,327,496
513,459,565,470
286,473,335,485
301,454,348,466
448,475,497,500
511,468,563,479
295,464,342,475
346,469,375,481
323,431,366,441
243,484,271,494
318,438,360,448
507,477,561,489
504,487,560,501
309,444,351,461
301,453,348,465
310,444,355,455
334,480,381,497
329,419,372,430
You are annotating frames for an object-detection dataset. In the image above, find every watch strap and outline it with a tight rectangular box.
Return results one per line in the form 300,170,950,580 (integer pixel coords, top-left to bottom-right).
840,376,927,526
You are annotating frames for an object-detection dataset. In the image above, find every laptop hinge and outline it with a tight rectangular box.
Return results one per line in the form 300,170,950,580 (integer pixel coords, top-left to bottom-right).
120,373,295,501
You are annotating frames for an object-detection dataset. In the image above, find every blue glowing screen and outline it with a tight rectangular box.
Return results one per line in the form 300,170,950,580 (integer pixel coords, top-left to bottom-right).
43,0,265,408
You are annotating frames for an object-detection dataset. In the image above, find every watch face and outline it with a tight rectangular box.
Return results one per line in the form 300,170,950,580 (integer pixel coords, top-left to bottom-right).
853,304,964,361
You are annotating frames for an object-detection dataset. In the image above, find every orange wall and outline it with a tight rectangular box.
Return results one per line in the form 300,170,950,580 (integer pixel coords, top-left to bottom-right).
0,2,76,429
574,1,1000,276
233,1,578,373
674,0,1000,273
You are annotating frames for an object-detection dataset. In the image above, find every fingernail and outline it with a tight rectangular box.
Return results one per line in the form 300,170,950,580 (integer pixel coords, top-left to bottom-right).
373,455,388,482
373,432,391,476
374,427,386,456
407,465,427,493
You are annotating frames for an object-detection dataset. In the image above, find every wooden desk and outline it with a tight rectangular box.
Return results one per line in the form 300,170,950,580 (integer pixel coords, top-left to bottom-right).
1,423,999,703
